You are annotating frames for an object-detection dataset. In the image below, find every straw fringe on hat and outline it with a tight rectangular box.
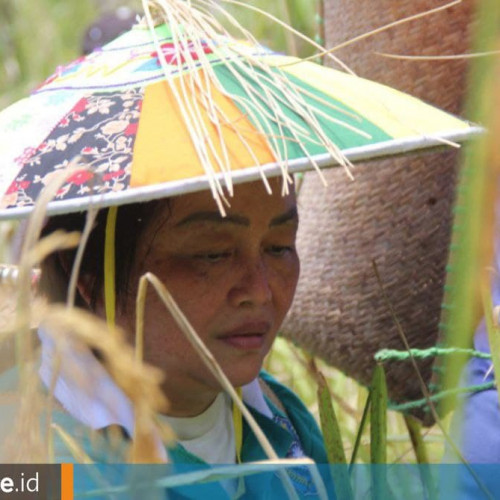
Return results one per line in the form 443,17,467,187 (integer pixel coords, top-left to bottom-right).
281,0,476,422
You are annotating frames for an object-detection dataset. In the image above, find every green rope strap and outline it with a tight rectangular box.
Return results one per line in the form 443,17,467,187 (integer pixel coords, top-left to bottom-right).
389,381,495,413
375,346,494,412
374,346,492,362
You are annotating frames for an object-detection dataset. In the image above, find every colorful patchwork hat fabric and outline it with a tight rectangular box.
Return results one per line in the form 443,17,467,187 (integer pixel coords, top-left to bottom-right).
0,21,479,220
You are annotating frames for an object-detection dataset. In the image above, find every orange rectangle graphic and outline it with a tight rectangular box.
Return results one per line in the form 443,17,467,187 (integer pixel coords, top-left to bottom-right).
61,463,73,500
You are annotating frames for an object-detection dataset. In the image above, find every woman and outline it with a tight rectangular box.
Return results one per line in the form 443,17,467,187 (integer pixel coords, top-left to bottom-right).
38,178,329,495
0,2,472,495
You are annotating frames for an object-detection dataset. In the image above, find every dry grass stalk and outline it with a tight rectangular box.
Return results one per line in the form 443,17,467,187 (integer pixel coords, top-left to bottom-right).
141,0,357,214
25,231,81,268
0,165,116,464
2,361,46,462
372,261,494,496
0,164,87,462
129,400,166,463
136,272,279,459
51,424,119,498
67,207,98,308
16,161,85,375
51,423,94,464
375,50,500,61
295,0,463,63
0,285,46,342
213,0,352,73
136,272,328,500
41,306,172,462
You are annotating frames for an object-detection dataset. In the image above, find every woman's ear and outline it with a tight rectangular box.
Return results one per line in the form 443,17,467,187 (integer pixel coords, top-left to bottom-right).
75,273,96,309
57,251,101,311
76,271,106,316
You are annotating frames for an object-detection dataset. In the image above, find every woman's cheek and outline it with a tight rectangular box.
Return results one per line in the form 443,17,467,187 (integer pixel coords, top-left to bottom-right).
274,252,300,284
268,255,299,313
161,259,233,308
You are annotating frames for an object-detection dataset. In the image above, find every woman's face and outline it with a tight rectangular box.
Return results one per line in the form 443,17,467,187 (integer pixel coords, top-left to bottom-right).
122,180,300,415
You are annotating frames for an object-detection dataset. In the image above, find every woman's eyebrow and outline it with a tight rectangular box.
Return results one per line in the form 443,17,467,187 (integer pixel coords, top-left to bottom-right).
269,207,298,227
175,207,298,228
175,211,250,227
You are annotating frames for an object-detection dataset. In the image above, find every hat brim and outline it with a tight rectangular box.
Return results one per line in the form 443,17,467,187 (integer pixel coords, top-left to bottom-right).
0,125,481,221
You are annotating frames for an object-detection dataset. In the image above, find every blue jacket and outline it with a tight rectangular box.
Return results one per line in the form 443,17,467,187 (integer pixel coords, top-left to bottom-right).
2,367,332,498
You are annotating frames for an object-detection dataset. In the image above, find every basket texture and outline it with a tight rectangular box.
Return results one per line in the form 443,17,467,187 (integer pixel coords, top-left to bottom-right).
281,0,477,419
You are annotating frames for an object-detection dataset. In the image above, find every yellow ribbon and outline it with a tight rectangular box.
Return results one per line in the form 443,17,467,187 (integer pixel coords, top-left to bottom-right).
232,387,246,498
104,206,118,328
233,387,243,464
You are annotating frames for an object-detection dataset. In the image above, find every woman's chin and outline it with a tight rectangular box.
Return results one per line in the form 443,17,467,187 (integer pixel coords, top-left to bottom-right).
224,362,263,389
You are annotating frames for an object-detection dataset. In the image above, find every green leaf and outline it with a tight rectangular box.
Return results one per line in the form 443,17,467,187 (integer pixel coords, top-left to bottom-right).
317,371,354,500
404,415,438,500
370,364,387,464
349,392,371,468
370,364,388,499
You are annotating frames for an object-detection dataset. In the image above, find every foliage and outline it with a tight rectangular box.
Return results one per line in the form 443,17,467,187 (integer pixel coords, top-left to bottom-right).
1,0,496,486
216,0,317,57
0,0,138,108
0,0,316,109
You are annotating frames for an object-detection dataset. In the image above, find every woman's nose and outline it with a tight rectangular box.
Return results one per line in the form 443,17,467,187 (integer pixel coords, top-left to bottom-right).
228,257,272,307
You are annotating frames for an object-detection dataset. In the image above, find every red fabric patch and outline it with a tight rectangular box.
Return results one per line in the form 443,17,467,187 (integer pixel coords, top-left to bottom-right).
68,170,94,185
151,41,213,66
6,180,31,195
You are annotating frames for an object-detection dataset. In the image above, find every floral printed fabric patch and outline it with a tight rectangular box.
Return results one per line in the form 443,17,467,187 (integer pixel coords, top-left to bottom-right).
2,88,143,209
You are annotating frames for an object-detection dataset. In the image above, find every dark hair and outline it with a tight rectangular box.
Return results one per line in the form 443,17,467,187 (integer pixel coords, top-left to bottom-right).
40,199,169,311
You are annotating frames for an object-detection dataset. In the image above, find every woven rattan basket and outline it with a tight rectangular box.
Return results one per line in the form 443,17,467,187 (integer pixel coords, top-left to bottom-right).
281,0,476,421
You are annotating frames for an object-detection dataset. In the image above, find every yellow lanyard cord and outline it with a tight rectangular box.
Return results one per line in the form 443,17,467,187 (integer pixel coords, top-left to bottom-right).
104,206,118,328
232,387,243,464
232,387,246,498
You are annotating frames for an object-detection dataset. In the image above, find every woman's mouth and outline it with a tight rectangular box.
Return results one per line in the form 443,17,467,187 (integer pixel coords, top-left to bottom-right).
217,322,270,350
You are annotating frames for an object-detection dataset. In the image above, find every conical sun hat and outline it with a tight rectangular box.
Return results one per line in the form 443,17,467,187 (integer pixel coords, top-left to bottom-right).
280,0,476,421
0,1,479,223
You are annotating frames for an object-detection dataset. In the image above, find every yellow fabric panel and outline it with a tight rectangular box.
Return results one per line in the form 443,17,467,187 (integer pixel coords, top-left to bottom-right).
267,56,470,139
130,75,276,187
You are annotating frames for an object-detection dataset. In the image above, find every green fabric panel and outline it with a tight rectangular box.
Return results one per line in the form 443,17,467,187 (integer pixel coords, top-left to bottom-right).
259,371,329,464
213,63,392,160
240,405,294,462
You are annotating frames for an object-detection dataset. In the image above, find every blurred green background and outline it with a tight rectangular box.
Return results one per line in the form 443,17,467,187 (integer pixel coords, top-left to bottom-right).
0,0,316,109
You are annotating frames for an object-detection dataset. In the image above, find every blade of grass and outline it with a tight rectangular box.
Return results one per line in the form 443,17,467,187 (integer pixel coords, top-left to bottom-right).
370,364,387,464
403,415,428,464
404,415,438,500
370,363,388,499
439,0,500,417
372,260,494,498
349,391,371,470
316,368,354,500
51,423,94,464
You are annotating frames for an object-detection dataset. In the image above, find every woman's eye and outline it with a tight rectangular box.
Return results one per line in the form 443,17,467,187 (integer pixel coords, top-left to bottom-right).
194,251,231,263
267,245,293,257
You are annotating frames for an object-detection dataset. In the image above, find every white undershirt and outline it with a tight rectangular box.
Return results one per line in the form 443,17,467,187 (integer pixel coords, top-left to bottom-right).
38,327,275,465
158,392,236,464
